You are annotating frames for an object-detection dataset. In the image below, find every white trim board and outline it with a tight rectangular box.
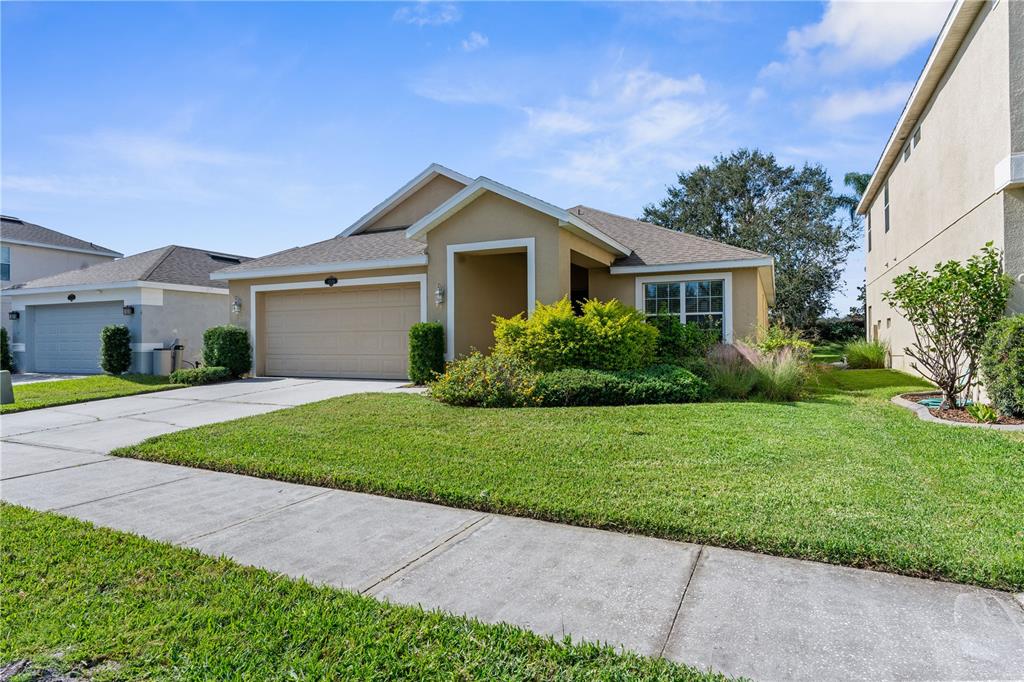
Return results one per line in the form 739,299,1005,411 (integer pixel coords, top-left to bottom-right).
8,287,163,310
248,273,428,377
635,272,734,343
338,163,473,237
445,238,536,361
407,177,630,257
610,257,773,275
3,281,229,297
210,256,427,281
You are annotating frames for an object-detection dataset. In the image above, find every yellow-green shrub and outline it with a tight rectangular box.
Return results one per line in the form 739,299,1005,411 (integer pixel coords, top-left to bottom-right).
493,297,657,372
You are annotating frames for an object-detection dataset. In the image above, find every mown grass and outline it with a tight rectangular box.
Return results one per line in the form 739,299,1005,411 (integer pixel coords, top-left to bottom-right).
115,370,1024,591
0,505,722,681
1,375,181,414
810,341,845,363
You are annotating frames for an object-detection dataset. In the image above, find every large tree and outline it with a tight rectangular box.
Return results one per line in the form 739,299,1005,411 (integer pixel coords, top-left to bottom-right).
642,149,859,329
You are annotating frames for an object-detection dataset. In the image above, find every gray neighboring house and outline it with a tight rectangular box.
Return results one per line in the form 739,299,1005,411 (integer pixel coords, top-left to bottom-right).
1,215,122,337
4,245,250,374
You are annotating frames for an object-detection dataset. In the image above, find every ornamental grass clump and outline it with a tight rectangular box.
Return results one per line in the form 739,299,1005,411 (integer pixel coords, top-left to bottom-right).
844,340,888,369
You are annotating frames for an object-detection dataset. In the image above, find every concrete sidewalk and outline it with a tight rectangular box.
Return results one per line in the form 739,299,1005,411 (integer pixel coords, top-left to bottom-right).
2,381,1023,681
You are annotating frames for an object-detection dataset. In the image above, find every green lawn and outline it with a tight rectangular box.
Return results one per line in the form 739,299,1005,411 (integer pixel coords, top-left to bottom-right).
811,341,845,363
0,505,722,681
1,374,182,414
115,370,1024,591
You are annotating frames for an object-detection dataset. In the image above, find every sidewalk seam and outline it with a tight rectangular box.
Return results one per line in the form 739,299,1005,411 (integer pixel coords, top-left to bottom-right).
1,437,109,455
1,457,111,481
179,489,334,544
54,473,202,512
361,514,491,595
658,544,704,658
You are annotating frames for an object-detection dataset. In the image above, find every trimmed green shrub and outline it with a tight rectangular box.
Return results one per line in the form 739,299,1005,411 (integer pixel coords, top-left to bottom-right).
493,297,657,372
647,315,718,364
0,327,12,372
429,351,539,408
203,325,251,378
810,316,864,343
99,324,132,375
845,340,888,369
535,365,708,407
169,366,231,386
979,315,1024,417
408,322,445,385
753,348,808,402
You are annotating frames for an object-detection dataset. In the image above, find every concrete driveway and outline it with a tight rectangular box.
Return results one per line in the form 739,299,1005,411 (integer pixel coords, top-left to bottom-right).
2,378,1024,680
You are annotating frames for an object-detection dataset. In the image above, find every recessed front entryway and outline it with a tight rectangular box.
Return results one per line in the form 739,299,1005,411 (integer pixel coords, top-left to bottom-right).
262,283,421,380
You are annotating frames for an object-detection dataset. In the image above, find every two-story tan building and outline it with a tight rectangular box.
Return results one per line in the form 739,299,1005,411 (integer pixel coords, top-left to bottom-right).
857,0,1024,371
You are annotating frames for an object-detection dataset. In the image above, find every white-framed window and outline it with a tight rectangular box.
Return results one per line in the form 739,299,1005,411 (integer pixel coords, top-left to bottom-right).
866,212,872,252
883,181,891,233
636,272,733,342
1,246,9,282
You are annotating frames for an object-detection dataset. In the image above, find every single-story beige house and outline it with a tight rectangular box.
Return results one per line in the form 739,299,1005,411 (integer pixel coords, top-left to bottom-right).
213,164,775,379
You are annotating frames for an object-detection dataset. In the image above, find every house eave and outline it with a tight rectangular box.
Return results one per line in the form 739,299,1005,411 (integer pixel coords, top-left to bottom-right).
210,255,429,281
0,237,123,258
609,257,774,275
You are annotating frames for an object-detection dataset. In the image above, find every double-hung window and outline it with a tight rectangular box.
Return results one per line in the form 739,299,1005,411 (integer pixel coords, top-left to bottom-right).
643,277,726,341
883,182,891,233
1,246,9,282
866,212,872,252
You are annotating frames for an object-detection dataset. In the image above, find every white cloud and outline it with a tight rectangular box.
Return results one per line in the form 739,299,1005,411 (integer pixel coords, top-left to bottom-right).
461,31,488,52
58,131,255,170
748,86,767,103
524,107,596,135
814,81,914,123
393,2,460,27
616,70,705,102
773,0,951,73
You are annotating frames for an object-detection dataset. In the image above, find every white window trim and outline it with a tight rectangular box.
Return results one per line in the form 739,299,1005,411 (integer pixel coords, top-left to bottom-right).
635,272,734,343
248,273,427,377
446,238,535,360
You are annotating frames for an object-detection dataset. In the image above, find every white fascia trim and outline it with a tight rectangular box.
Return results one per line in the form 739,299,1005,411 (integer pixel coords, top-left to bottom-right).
635,271,735,343
406,177,630,257
0,238,123,258
994,152,1024,192
249,273,428,377
2,281,228,298
446,238,535,361
7,286,155,310
210,256,427,281
610,257,773,275
338,164,473,237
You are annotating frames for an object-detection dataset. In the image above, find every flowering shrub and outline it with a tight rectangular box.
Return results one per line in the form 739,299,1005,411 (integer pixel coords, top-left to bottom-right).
428,351,539,408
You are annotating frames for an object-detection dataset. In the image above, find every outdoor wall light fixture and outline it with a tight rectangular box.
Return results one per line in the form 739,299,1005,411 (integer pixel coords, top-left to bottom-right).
231,296,242,314
324,276,339,287
67,294,76,302
7,311,19,321
122,305,135,316
434,284,445,306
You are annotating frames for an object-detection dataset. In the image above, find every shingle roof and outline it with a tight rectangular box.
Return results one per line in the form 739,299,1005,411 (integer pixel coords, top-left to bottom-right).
1,215,122,257
212,229,427,275
568,206,770,268
8,245,250,290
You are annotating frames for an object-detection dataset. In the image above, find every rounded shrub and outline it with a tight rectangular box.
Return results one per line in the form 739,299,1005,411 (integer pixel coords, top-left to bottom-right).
408,322,445,385
202,325,251,378
429,351,539,408
646,315,718,365
0,327,13,372
535,364,708,407
99,324,132,375
169,366,231,386
980,315,1024,417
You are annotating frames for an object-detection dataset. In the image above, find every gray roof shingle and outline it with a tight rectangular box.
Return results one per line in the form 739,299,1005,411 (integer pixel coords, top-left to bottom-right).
9,245,250,290
213,229,426,275
1,215,122,257
569,206,770,268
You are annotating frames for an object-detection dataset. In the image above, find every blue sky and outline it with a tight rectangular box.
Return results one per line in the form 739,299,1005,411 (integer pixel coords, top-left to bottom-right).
2,1,952,313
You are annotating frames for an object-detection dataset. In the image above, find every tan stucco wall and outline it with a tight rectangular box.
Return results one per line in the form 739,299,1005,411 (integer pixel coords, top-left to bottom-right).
864,0,1020,372
453,252,528,354
364,175,466,231
228,266,427,375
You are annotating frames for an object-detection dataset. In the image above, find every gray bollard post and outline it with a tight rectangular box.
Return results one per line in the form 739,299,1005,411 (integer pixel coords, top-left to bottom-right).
0,370,13,405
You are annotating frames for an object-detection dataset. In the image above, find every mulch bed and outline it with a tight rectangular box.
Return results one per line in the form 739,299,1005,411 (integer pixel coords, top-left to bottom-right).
900,392,1024,426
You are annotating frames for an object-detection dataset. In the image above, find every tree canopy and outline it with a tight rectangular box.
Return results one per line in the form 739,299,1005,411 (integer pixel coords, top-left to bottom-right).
641,149,859,329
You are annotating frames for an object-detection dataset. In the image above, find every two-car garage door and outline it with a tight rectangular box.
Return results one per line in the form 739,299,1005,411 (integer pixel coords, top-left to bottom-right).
262,283,420,380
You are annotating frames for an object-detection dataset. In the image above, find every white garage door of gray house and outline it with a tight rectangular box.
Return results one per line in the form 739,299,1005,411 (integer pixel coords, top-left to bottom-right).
262,283,420,380
31,301,124,374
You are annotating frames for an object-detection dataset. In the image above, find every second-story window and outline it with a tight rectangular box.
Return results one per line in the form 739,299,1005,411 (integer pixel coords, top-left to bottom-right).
866,213,872,252
883,182,891,233
1,246,9,282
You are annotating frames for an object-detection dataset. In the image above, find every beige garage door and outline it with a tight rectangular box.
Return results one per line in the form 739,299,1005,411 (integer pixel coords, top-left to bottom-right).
263,283,420,379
